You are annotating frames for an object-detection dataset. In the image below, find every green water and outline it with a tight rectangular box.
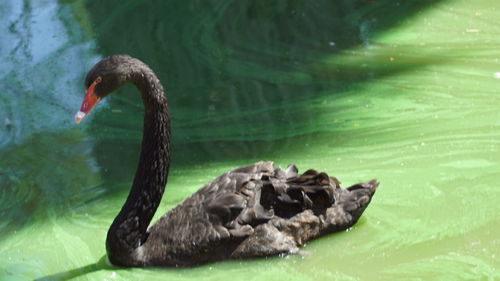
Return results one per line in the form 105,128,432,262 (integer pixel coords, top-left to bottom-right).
1,0,499,280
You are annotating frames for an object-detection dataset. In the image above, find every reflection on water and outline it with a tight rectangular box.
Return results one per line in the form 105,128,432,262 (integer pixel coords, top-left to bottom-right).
0,0,99,147
1,0,500,280
0,0,102,238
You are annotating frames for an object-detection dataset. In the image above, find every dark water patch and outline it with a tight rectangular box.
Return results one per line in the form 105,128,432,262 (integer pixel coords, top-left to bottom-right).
0,130,106,238
81,0,446,165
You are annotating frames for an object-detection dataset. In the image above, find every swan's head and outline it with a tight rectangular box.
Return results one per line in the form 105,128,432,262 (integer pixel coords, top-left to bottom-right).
75,55,134,123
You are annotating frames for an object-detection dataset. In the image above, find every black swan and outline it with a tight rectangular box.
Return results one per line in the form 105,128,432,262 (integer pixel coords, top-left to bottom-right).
74,55,379,267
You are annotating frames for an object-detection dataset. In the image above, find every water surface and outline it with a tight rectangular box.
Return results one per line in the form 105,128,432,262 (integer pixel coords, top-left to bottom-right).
0,0,499,280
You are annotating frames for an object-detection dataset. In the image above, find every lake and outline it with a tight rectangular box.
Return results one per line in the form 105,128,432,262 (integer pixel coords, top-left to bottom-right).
0,0,499,280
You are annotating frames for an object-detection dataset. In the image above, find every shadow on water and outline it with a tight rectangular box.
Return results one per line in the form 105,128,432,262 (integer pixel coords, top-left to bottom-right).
83,0,448,170
1,0,447,244
34,255,109,281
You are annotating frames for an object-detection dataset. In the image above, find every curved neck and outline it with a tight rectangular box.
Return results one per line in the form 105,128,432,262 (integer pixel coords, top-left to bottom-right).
106,63,171,266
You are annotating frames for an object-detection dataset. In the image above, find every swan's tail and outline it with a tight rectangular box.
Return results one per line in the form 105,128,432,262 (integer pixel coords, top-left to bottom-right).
330,179,379,229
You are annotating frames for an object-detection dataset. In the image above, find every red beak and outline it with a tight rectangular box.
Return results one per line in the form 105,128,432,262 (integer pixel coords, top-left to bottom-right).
75,77,101,124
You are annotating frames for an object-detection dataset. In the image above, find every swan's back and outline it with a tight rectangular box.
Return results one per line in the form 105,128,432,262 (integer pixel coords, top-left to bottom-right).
141,161,378,266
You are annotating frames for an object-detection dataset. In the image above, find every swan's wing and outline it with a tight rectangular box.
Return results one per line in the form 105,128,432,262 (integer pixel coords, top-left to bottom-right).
230,177,378,259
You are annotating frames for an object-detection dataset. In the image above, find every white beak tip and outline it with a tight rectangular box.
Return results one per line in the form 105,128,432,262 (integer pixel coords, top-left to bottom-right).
74,111,86,124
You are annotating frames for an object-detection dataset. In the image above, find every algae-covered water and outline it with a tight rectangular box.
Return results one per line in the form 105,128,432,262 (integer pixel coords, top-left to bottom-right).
1,0,499,280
